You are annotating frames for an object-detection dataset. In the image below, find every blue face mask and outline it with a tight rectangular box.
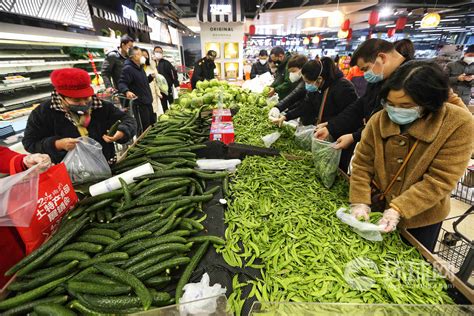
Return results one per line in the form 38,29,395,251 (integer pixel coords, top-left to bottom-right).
363,59,384,83
385,104,423,125
305,83,318,92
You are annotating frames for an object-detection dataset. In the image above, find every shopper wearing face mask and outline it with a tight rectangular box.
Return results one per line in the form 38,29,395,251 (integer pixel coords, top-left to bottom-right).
101,35,134,91
268,46,292,99
153,46,180,112
250,50,271,79
268,54,308,119
314,39,410,151
119,46,156,134
22,68,136,164
444,45,474,106
349,61,474,251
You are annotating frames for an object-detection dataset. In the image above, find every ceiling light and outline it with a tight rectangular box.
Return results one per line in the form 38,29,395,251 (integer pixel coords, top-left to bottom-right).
385,24,396,28
380,7,393,18
188,26,201,32
297,9,332,19
440,18,459,22
421,12,441,28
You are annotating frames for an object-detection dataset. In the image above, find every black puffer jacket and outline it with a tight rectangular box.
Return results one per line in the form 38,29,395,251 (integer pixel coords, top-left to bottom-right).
23,100,136,163
250,61,270,78
101,49,127,89
285,74,358,126
276,80,305,113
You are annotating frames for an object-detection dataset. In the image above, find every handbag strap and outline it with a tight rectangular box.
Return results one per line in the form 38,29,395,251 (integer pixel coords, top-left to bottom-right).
9,155,23,175
316,88,330,125
379,139,420,199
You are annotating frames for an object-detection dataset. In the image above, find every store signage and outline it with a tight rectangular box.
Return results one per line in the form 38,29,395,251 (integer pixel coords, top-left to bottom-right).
210,4,232,15
122,5,138,22
134,3,145,24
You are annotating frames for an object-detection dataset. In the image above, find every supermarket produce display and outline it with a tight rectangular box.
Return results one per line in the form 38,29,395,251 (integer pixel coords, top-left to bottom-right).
0,81,470,314
0,108,228,315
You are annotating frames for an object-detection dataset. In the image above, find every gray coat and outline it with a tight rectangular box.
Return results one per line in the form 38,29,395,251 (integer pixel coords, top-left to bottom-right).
101,50,127,89
444,58,474,105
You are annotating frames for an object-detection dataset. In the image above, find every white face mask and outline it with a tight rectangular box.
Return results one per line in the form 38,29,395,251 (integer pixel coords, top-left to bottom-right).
259,59,267,65
155,52,163,59
289,71,302,83
464,56,474,64
140,56,147,65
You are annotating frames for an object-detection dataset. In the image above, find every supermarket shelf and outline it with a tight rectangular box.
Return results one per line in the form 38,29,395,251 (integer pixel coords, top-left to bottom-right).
0,53,69,59
0,58,104,69
0,71,100,92
1,92,50,109
0,77,50,92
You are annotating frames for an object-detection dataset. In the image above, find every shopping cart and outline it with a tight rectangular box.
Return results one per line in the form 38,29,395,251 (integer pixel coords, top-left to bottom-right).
96,91,138,157
176,65,193,91
433,167,474,291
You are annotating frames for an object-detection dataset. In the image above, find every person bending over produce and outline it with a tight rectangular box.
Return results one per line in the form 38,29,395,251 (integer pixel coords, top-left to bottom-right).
349,61,474,251
271,57,358,172
23,68,137,164
0,146,51,174
268,54,308,119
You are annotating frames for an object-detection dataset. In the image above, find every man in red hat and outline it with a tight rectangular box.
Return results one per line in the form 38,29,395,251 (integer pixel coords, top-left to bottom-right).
22,68,137,164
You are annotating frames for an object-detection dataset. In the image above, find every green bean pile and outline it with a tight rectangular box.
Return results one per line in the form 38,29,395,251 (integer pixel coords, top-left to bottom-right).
233,103,308,157
218,156,452,314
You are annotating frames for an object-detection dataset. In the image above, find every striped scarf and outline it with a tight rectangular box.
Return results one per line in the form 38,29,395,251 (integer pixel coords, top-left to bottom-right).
50,91,103,136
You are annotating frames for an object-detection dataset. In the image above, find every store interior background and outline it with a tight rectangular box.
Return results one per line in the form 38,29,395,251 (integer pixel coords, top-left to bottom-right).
0,0,473,262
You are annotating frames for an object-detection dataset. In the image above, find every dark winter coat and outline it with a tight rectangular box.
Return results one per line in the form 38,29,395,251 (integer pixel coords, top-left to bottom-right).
157,58,179,90
22,99,136,163
118,59,154,106
285,76,358,126
101,49,127,89
250,61,270,79
191,57,216,89
276,80,305,113
444,58,474,105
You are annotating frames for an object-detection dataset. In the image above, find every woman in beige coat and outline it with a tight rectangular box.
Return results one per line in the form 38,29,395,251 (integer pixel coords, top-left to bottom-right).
350,61,473,251
141,49,167,115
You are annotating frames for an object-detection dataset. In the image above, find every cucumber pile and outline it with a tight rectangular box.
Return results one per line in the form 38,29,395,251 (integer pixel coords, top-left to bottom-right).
0,107,227,315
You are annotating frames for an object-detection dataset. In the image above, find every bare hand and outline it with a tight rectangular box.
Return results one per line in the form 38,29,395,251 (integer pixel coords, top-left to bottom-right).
55,138,79,151
457,74,466,81
126,91,137,99
314,127,329,140
103,131,125,143
334,134,354,150
106,87,115,94
315,122,328,130
268,88,275,97
271,116,286,128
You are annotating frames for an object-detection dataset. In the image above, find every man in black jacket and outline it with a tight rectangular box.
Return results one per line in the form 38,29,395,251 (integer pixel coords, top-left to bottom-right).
153,46,180,112
118,46,155,134
191,50,217,89
23,68,136,164
250,50,271,79
315,39,407,150
101,35,134,90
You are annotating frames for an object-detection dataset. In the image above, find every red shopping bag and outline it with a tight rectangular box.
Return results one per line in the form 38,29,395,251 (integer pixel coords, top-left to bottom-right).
9,162,78,254
0,227,24,289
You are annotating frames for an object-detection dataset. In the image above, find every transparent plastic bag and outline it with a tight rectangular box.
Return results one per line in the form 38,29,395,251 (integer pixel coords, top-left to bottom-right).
311,138,341,188
336,208,385,242
62,136,111,185
262,132,281,148
0,165,40,227
179,273,227,315
294,125,315,151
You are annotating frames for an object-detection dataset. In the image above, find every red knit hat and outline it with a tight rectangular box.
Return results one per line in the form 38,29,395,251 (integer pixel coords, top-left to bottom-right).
50,68,94,98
